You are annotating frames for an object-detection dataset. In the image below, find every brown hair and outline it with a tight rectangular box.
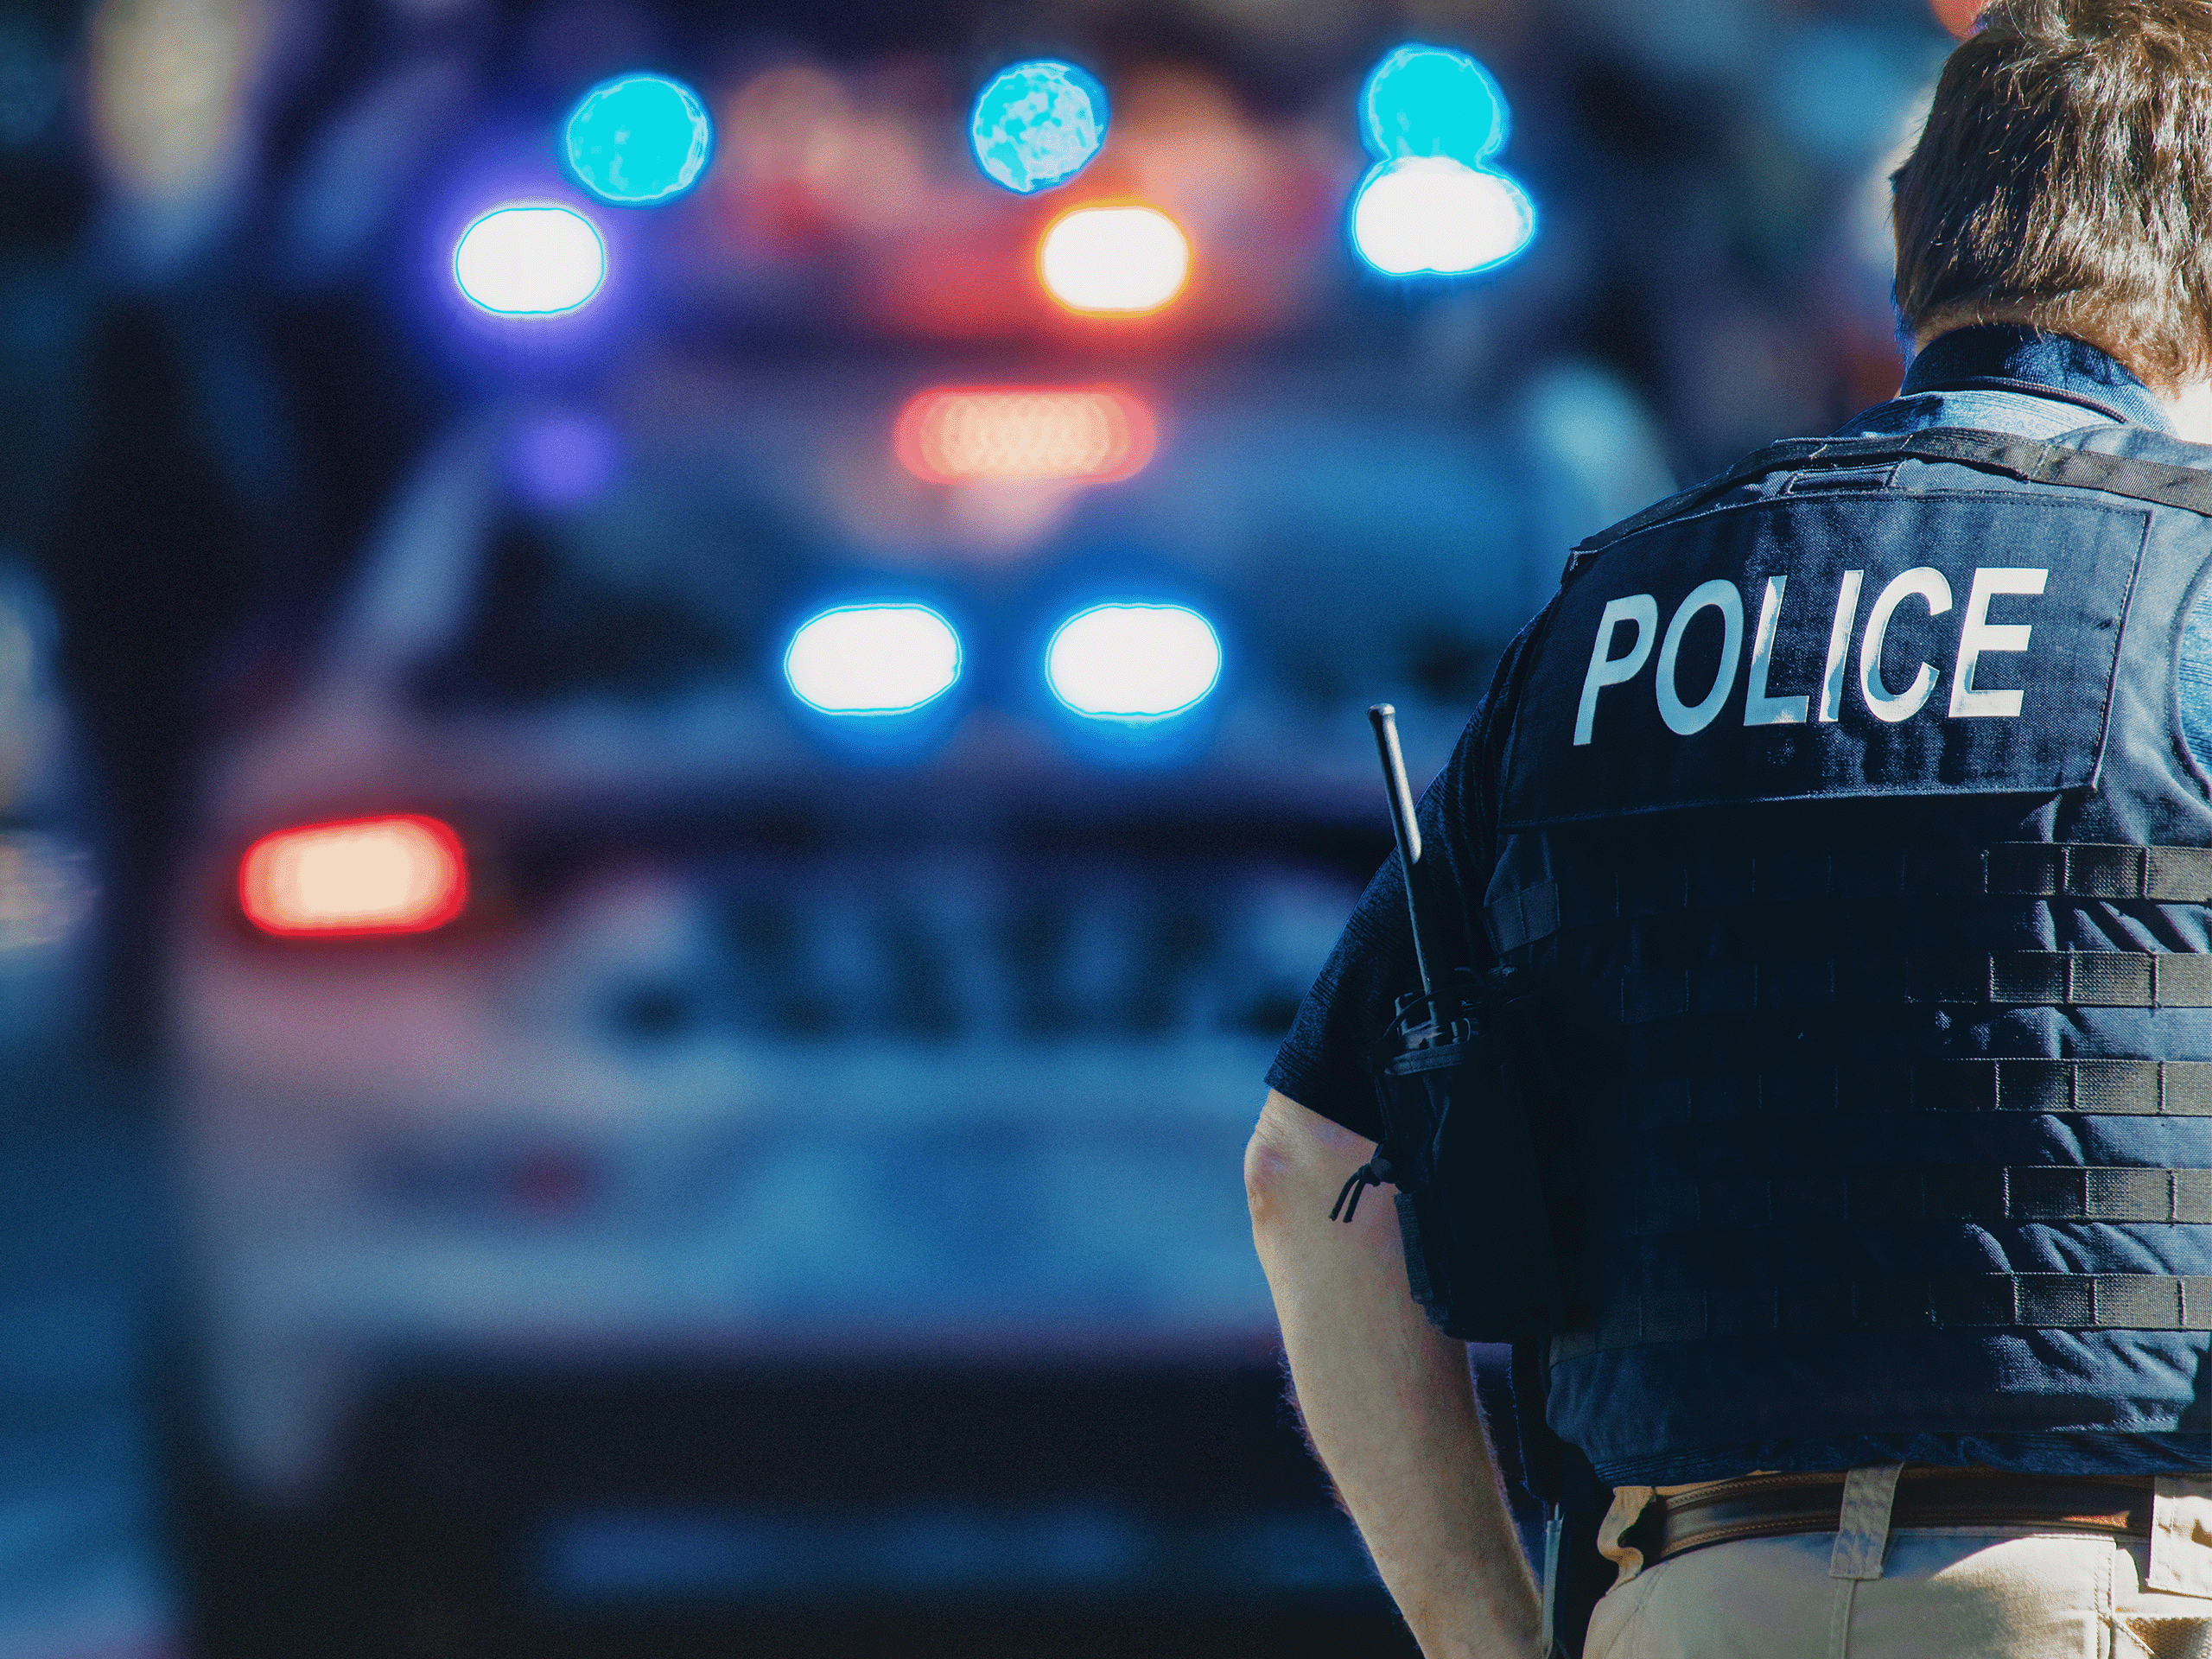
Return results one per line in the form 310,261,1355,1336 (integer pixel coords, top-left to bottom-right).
1892,0,2212,386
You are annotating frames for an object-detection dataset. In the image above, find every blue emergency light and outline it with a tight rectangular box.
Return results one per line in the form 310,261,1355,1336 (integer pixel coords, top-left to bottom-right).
564,74,715,206
1350,45,1535,278
969,60,1110,194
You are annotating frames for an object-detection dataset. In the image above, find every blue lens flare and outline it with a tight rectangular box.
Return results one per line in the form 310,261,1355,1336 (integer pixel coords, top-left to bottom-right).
564,73,714,206
1360,43,1508,164
454,206,606,314
1046,604,1222,721
785,605,963,715
970,60,1109,194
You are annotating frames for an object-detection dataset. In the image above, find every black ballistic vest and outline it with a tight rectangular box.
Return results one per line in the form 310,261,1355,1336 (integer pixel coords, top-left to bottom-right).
1487,425,2212,1482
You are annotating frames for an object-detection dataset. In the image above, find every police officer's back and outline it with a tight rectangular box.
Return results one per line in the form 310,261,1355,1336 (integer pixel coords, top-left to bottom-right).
1247,3,2212,1655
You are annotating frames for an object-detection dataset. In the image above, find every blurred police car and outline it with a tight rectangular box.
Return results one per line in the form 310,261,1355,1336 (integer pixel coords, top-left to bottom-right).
165,370,1550,1652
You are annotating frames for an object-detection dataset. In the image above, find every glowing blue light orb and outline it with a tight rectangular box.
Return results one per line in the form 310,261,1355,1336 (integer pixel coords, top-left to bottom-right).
564,73,714,207
785,605,962,715
970,60,1109,194
1046,604,1222,721
454,206,606,315
1362,43,1509,164
1352,156,1535,276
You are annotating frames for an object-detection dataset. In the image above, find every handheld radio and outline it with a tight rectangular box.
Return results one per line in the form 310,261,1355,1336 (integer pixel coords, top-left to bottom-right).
1329,705,1555,1342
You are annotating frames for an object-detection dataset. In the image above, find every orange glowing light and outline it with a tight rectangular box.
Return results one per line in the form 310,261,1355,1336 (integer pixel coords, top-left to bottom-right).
1038,204,1192,315
1929,0,1987,35
238,815,467,937
893,386,1157,485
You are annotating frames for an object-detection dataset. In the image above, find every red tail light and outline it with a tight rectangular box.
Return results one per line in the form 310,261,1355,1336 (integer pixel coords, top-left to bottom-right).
893,385,1156,485
238,816,467,938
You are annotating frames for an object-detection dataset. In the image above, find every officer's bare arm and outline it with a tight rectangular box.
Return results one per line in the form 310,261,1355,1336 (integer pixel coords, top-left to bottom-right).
1246,1089,1541,1659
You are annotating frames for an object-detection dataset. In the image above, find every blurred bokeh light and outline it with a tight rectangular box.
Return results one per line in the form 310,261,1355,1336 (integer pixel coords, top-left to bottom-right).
0,830,97,954
1360,43,1509,163
784,604,963,715
969,59,1110,194
507,410,624,508
86,0,259,200
238,816,467,937
1046,604,1223,720
1038,204,1191,314
564,73,715,207
1351,43,1535,279
1352,156,1536,276
454,205,607,314
1930,0,1987,37
894,386,1157,485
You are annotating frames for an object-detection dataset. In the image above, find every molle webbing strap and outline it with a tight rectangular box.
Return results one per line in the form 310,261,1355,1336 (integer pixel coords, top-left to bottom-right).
1566,429,2212,569
1599,1166,2212,1240
1485,844,2212,956
1605,952,2212,1024
1622,1058,2212,1122
1552,1274,2212,1363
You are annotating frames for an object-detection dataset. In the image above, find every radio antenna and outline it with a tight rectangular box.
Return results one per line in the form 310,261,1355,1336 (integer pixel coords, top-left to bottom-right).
1369,703,1437,1001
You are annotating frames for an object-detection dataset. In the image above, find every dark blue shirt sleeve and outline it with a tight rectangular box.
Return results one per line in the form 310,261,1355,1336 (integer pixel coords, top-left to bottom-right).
1264,619,1542,1140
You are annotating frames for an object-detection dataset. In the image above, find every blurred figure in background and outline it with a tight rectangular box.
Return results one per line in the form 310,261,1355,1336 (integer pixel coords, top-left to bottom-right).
0,557,172,1659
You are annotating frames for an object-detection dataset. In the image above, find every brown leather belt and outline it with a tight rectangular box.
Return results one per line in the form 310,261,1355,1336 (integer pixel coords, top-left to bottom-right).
1649,1469,2156,1565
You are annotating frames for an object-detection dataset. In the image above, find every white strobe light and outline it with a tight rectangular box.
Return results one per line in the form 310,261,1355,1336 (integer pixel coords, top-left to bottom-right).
454,206,607,315
1046,603,1221,720
1351,156,1535,276
785,605,963,715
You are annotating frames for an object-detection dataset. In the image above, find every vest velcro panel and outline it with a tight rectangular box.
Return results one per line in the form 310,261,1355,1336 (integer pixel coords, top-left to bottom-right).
1609,1058,2212,1122
1600,952,2212,1022
1486,843,2212,953
1552,1274,2212,1361
1594,1165,2212,1237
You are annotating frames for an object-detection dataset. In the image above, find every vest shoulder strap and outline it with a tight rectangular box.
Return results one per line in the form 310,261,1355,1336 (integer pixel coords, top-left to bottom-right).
1568,429,2212,568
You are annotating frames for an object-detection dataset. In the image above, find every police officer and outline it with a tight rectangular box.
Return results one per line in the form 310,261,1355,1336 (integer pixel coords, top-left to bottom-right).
1248,3,2212,1654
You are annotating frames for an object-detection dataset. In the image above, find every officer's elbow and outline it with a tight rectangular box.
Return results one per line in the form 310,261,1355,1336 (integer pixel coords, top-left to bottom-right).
1246,1090,1367,1233
1244,1125,1295,1228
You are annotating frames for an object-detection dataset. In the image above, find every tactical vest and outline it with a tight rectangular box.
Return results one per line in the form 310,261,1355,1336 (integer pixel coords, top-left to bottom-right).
1486,424,2212,1484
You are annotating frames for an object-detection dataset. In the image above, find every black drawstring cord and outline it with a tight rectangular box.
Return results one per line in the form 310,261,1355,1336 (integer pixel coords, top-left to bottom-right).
1329,1156,1393,1223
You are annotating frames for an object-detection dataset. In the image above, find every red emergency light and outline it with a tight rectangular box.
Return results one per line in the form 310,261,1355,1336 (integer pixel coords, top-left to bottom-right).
893,385,1157,486
238,815,467,938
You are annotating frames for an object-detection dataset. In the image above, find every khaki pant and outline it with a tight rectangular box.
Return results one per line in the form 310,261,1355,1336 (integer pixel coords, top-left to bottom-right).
1586,1471,2212,1659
